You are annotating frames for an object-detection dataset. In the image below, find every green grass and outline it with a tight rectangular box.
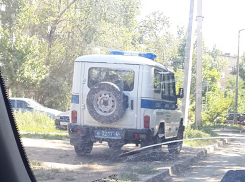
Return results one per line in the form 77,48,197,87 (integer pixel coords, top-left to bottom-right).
134,165,157,175
30,160,42,167
204,124,245,130
61,177,75,181
14,110,67,134
184,126,219,147
119,164,157,181
20,133,69,140
119,172,140,181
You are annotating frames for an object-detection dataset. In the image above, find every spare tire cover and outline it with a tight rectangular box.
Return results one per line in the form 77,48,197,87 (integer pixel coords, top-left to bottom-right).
86,82,127,123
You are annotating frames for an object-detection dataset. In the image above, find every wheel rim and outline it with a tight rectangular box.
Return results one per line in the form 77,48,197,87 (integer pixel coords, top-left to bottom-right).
93,91,116,116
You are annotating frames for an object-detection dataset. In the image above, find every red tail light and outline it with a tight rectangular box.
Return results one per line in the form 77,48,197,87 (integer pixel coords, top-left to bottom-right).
71,110,77,123
144,115,150,128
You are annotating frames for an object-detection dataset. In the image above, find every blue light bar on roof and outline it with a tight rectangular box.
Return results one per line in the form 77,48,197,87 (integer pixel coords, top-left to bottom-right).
109,51,157,60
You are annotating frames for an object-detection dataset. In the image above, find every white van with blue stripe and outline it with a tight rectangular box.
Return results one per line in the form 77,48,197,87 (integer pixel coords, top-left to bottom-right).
68,51,185,156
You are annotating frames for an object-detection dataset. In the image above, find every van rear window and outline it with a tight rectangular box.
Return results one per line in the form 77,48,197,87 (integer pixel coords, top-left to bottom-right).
88,67,134,91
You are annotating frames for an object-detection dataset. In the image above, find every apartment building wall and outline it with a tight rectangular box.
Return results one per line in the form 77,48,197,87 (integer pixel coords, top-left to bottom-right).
219,53,237,90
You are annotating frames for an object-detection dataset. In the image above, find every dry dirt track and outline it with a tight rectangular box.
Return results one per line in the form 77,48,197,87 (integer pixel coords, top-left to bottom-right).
21,138,202,182
167,132,245,182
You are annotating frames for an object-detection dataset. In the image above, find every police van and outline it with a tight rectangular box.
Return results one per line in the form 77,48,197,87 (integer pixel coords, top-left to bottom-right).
68,51,185,156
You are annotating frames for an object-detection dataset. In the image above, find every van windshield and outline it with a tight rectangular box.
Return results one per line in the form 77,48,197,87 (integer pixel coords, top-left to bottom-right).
88,67,134,91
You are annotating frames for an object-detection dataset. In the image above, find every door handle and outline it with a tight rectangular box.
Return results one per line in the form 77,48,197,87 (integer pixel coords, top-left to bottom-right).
131,100,133,110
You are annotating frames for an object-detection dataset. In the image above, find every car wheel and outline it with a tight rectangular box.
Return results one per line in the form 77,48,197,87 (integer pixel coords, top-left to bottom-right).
108,140,124,150
87,82,127,124
74,140,93,156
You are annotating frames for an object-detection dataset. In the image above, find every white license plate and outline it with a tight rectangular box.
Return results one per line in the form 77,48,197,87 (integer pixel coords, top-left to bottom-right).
60,122,68,126
94,130,122,139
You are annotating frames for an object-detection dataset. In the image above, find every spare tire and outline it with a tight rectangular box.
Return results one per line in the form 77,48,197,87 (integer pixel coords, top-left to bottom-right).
87,82,127,123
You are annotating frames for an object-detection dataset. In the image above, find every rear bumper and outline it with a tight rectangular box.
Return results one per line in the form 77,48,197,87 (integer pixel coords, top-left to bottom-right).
68,123,154,146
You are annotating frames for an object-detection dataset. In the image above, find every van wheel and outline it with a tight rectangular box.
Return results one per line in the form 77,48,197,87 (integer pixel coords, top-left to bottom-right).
87,82,127,123
74,140,93,156
108,141,124,150
168,124,184,154
153,125,165,149
168,142,182,154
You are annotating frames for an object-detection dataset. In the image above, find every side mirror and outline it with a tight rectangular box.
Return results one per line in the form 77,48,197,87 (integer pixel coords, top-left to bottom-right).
177,88,184,98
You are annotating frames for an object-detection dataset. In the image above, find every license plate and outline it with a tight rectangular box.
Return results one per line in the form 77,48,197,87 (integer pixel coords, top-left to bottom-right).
60,122,68,126
94,130,122,139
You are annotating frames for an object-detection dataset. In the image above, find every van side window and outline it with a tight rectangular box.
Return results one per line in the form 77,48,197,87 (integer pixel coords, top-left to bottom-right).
154,69,161,93
88,67,134,91
162,74,169,99
169,74,176,97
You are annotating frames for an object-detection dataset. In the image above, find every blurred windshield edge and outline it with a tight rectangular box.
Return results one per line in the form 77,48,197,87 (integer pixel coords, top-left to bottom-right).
0,73,36,182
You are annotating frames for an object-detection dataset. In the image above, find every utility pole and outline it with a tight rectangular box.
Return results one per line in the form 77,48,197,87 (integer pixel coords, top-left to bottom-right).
182,0,194,126
234,29,245,124
195,0,203,129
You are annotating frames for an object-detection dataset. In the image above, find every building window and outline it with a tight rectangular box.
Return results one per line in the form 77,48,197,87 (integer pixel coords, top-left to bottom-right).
221,72,225,79
228,66,234,72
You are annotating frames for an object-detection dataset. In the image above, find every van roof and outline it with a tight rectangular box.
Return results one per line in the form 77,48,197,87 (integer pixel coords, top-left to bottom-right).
75,54,170,71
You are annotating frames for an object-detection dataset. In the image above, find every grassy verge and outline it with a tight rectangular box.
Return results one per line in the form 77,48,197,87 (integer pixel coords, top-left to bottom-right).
204,124,244,130
30,160,75,181
184,126,219,147
20,133,69,140
119,164,157,181
14,110,68,139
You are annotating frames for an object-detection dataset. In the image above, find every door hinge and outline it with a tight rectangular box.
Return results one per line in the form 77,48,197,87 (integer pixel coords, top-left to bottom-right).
81,104,85,109
82,78,86,84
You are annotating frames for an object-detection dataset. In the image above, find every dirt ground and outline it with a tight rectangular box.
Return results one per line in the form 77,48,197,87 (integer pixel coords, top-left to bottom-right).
168,132,245,182
21,138,201,182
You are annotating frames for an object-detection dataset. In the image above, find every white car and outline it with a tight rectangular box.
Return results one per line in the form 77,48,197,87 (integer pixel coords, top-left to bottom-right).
9,98,61,119
68,51,185,156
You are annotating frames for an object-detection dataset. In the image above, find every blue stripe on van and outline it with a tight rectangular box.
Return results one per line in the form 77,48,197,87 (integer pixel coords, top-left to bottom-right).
71,95,79,104
141,99,177,110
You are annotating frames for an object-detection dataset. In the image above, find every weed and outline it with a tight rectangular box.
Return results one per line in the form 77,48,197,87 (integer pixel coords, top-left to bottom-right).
135,165,157,175
30,160,42,167
51,168,60,173
61,177,75,181
119,172,139,181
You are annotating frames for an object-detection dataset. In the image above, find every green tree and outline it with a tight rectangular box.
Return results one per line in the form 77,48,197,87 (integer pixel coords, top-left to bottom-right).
202,85,232,125
138,11,178,65
0,0,141,111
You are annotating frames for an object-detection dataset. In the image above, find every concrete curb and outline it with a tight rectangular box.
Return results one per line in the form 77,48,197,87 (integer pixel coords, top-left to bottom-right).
142,139,229,182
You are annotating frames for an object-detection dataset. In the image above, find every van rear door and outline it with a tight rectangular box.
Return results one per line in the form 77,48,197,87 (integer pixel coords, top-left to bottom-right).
81,63,140,129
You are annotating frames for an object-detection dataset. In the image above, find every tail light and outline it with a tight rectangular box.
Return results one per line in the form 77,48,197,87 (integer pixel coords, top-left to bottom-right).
71,110,77,123
144,115,150,128
134,134,139,138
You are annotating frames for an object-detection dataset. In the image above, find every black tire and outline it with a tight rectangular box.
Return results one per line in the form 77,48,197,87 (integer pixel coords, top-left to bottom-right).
168,141,182,154
74,140,93,156
108,141,124,150
87,82,127,123
153,125,165,149
141,140,153,148
168,124,185,154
